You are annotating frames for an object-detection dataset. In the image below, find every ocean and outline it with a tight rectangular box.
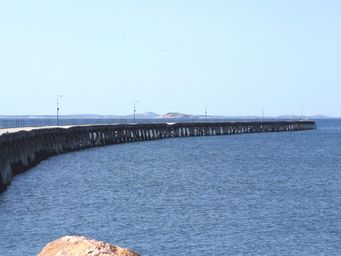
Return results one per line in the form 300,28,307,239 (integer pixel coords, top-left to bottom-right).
0,119,340,255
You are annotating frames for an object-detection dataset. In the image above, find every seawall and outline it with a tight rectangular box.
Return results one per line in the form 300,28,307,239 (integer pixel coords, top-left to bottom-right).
0,121,316,192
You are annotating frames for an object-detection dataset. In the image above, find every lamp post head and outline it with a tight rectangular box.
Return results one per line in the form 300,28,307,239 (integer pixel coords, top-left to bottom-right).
134,100,139,111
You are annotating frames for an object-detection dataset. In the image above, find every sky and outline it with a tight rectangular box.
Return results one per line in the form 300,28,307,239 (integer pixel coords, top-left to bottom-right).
0,1,340,117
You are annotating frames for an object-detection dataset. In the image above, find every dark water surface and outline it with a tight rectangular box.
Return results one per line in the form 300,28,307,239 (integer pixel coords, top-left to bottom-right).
0,120,340,255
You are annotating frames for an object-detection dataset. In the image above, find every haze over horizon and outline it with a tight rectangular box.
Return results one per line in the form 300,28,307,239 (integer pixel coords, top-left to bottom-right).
1,1,340,117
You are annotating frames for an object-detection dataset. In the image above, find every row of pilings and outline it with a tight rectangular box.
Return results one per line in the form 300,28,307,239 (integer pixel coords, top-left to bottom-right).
0,120,316,192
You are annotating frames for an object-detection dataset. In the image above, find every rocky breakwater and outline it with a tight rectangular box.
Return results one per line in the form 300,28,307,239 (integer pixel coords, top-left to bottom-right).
38,236,139,256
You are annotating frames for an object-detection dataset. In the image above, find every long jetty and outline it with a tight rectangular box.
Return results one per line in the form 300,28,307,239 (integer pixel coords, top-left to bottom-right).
0,120,316,192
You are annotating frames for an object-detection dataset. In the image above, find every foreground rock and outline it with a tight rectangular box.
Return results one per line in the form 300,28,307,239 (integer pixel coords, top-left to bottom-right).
38,236,139,256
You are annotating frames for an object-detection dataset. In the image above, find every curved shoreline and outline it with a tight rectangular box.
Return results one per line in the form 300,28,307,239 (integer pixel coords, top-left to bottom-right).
0,121,316,192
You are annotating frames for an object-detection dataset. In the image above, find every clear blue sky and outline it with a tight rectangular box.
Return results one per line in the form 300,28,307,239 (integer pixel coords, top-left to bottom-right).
0,1,340,116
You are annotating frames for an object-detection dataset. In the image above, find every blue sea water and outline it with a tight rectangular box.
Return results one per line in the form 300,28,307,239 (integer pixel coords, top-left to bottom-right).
0,120,340,255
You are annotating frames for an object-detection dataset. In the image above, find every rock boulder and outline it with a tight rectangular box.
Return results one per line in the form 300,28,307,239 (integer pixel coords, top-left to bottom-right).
38,235,139,256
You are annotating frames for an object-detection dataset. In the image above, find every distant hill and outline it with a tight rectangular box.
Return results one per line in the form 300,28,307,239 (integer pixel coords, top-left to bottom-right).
135,112,161,118
277,114,337,120
0,112,161,119
162,112,192,119
0,113,339,120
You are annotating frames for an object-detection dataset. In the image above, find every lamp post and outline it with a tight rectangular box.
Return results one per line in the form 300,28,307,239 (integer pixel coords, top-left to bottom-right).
57,95,63,126
133,100,139,123
205,104,209,121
